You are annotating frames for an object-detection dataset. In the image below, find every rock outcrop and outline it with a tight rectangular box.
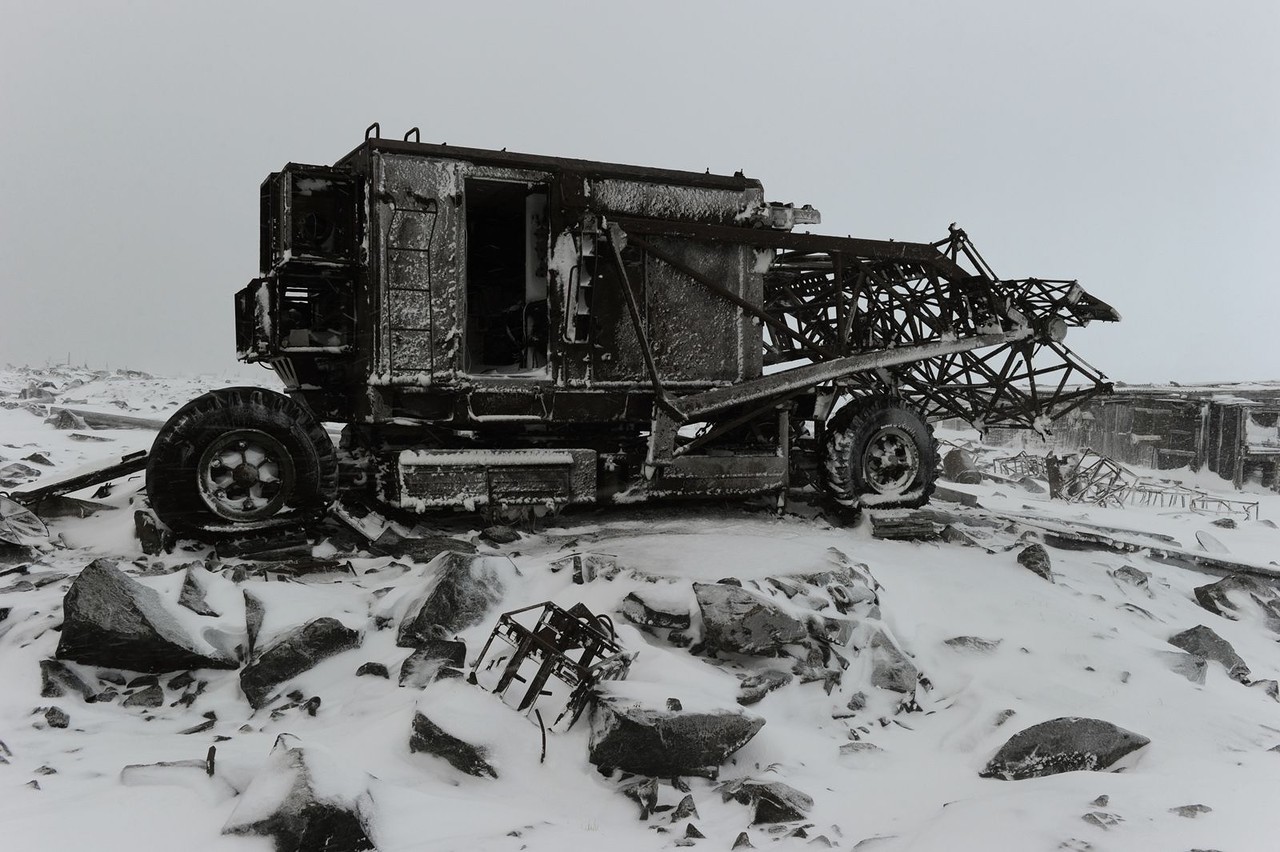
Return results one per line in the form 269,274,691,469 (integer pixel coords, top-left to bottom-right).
240,618,360,709
56,559,238,673
980,717,1150,780
397,552,517,647
589,698,765,777
223,736,375,852
694,583,808,655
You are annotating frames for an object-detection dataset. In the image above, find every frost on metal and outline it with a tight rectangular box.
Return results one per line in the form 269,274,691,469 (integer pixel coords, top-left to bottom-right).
131,127,1122,536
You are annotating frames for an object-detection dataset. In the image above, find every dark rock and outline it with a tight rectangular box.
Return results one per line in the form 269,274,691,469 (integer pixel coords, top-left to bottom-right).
240,618,361,709
399,639,467,688
19,385,56,402
44,706,69,728
1016,544,1053,581
684,823,705,839
1081,811,1123,830
127,674,160,689
621,590,691,630
666,697,683,711
720,778,813,824
1193,575,1280,632
56,559,238,673
846,691,868,712
944,635,1002,653
732,832,754,849
223,736,375,852
694,583,808,655
178,566,219,617
1169,804,1212,818
180,720,216,735
409,710,497,778
0,461,41,486
39,659,94,701
123,684,164,709
1091,794,1109,807
738,669,793,705
356,662,389,679
22,453,52,466
302,696,321,716
980,717,1149,780
134,510,175,556
1109,565,1151,592
588,699,765,777
244,590,265,655
479,525,520,545
167,672,195,691
671,794,699,822
396,552,516,648
1168,625,1249,682
1211,518,1236,529
868,628,917,694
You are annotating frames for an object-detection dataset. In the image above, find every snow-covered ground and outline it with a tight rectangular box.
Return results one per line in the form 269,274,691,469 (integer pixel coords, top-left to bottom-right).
3,366,1280,851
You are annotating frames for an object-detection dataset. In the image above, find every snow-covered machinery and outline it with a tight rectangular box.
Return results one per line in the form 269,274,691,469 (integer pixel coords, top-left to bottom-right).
142,124,1119,537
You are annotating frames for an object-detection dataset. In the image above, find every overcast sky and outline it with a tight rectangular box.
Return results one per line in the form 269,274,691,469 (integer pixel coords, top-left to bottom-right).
2,1,1276,384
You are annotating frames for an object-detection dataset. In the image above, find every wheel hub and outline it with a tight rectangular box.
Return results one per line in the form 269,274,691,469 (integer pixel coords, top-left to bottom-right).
197,429,295,522
861,426,921,494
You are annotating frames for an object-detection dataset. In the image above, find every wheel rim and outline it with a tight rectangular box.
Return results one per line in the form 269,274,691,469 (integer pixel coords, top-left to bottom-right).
196,429,296,522
860,425,921,494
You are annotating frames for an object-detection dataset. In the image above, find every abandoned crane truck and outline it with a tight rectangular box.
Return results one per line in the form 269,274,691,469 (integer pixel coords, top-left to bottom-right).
142,125,1119,538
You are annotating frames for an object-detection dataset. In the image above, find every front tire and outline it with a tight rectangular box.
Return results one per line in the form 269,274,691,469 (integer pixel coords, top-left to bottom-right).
146,387,337,538
821,398,939,509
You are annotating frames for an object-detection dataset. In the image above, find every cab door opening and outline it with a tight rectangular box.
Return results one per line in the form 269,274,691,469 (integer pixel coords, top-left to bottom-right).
464,178,549,374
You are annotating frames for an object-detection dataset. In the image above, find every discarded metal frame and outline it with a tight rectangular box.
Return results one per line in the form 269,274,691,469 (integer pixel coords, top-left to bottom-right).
990,451,1048,480
471,601,632,730
1189,495,1260,521
1057,449,1136,507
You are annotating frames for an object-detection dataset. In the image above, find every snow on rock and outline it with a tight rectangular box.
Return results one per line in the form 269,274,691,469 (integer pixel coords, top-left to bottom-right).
1167,625,1250,682
409,680,501,778
693,581,809,655
398,638,466,688
1016,542,1054,581
620,587,693,630
979,717,1151,780
223,734,377,852
588,687,765,776
396,551,520,647
719,777,814,824
1192,574,1280,632
240,617,362,709
56,558,239,673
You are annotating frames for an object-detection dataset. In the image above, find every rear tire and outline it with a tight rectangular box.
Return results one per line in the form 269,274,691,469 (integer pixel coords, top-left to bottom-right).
146,387,337,538
821,398,938,509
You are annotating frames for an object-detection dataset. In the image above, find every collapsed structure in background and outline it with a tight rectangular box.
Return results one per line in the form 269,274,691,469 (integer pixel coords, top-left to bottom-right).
993,384,1280,492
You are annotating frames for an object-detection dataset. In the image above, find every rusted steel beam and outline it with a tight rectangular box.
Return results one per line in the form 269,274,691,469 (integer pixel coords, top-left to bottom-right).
612,216,972,279
674,332,1021,422
7,451,149,507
